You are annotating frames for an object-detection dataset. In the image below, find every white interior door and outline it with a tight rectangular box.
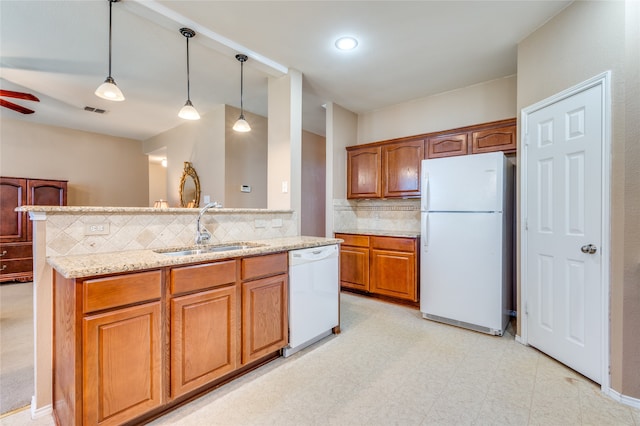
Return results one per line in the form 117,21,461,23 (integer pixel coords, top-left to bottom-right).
523,79,606,384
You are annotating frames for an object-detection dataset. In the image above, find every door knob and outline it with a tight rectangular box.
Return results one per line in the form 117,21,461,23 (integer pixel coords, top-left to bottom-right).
581,244,597,254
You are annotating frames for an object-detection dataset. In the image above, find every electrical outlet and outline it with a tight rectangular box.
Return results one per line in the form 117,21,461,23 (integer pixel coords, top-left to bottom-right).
241,185,251,193
272,218,283,227
84,223,110,235
281,181,288,193
255,219,268,228
204,195,211,203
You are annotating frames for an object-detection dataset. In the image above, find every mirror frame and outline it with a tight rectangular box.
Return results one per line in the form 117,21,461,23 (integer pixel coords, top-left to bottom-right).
179,161,201,207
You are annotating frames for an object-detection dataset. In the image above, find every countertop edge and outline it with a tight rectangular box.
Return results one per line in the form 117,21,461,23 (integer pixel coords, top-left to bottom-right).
334,229,421,238
17,206,294,214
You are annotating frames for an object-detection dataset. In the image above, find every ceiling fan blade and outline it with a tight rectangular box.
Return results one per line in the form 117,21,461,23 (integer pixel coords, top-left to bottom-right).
0,98,35,114
0,89,40,102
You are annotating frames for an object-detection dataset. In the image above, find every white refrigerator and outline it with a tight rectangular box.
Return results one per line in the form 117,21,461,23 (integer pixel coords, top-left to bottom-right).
420,152,512,336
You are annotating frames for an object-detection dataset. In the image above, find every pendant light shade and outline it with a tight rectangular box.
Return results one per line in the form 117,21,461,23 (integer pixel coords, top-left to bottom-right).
95,0,125,101
178,27,200,120
233,54,251,132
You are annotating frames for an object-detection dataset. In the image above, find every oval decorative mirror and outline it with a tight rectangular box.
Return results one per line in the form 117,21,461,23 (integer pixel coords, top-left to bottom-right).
179,161,201,207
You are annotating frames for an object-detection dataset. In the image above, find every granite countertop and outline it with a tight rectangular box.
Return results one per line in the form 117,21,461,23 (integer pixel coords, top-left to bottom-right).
17,206,293,214
334,229,420,238
49,236,342,278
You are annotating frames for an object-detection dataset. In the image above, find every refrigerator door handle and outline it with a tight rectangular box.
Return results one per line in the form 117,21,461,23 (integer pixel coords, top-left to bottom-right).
422,172,429,212
422,213,429,251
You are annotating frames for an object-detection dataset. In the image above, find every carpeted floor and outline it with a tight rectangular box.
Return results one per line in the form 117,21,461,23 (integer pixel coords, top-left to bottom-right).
0,282,34,414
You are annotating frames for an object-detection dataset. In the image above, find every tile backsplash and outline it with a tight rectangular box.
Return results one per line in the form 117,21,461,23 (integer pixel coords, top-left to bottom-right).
42,210,298,257
333,198,420,233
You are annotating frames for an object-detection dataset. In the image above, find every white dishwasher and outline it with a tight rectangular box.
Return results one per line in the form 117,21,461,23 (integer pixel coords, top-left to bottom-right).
283,244,339,357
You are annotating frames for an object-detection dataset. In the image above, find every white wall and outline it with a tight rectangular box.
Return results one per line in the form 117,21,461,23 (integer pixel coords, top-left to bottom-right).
267,70,303,217
326,102,358,236
357,75,517,144
0,118,149,206
148,162,167,206
225,105,268,208
143,105,226,208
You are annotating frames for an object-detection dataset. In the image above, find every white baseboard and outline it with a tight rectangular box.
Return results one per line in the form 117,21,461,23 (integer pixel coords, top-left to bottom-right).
606,387,640,409
30,396,52,419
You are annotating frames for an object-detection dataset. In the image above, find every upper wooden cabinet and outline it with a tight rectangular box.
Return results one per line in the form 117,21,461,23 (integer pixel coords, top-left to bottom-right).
427,133,468,159
382,139,424,198
347,119,515,199
472,125,516,154
347,146,381,198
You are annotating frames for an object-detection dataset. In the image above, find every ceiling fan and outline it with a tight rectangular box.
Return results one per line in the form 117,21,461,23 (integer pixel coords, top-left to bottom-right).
0,89,40,114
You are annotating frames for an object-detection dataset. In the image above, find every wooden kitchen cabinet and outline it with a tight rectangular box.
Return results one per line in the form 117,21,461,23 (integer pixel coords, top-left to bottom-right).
170,286,237,398
169,260,238,399
53,250,293,425
347,146,382,199
426,132,468,158
370,236,418,302
1,176,67,282
336,233,419,304
54,269,163,426
83,302,163,426
336,233,370,292
382,139,424,198
471,124,516,154
241,253,288,364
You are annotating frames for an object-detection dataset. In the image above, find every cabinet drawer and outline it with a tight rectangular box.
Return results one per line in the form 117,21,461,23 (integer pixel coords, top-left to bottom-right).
0,258,32,275
335,234,370,248
83,270,162,313
0,243,32,259
170,260,237,295
371,236,416,252
241,253,287,281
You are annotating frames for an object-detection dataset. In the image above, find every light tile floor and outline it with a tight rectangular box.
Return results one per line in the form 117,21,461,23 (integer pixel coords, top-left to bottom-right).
2,292,639,425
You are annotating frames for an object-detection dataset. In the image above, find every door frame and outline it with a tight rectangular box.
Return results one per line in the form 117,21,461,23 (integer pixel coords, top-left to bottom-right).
520,71,611,391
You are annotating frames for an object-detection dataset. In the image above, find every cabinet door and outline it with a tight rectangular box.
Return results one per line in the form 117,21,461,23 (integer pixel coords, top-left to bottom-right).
382,140,424,198
427,133,469,159
339,246,370,292
471,125,516,154
0,177,27,243
370,249,417,302
83,302,162,426
347,146,381,199
170,286,237,399
27,179,67,240
242,274,288,364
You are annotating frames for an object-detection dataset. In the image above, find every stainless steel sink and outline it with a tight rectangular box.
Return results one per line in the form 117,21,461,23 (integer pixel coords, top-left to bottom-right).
155,243,263,256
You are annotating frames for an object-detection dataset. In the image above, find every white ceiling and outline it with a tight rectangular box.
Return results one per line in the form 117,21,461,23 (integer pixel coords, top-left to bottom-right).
0,0,571,140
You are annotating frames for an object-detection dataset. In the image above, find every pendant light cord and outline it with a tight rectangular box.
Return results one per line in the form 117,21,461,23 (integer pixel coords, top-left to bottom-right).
239,58,244,115
186,36,191,102
107,0,113,78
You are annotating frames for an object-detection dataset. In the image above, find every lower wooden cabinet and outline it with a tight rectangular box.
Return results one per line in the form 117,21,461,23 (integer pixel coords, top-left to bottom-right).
242,274,288,364
241,253,288,364
170,286,237,399
83,302,163,426
53,251,291,425
336,233,418,303
338,234,370,292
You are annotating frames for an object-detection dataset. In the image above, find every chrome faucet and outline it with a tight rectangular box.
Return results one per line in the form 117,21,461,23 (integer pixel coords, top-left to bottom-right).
195,201,222,245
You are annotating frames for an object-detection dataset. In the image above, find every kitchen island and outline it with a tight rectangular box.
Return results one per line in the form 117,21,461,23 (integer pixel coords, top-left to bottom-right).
17,206,339,422
50,236,340,426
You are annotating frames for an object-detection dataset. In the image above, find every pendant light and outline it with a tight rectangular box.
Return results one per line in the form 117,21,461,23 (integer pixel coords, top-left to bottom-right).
178,28,200,120
95,0,125,101
232,54,251,132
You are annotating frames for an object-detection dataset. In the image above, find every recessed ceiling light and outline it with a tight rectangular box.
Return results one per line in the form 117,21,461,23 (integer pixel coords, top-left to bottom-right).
335,36,358,51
